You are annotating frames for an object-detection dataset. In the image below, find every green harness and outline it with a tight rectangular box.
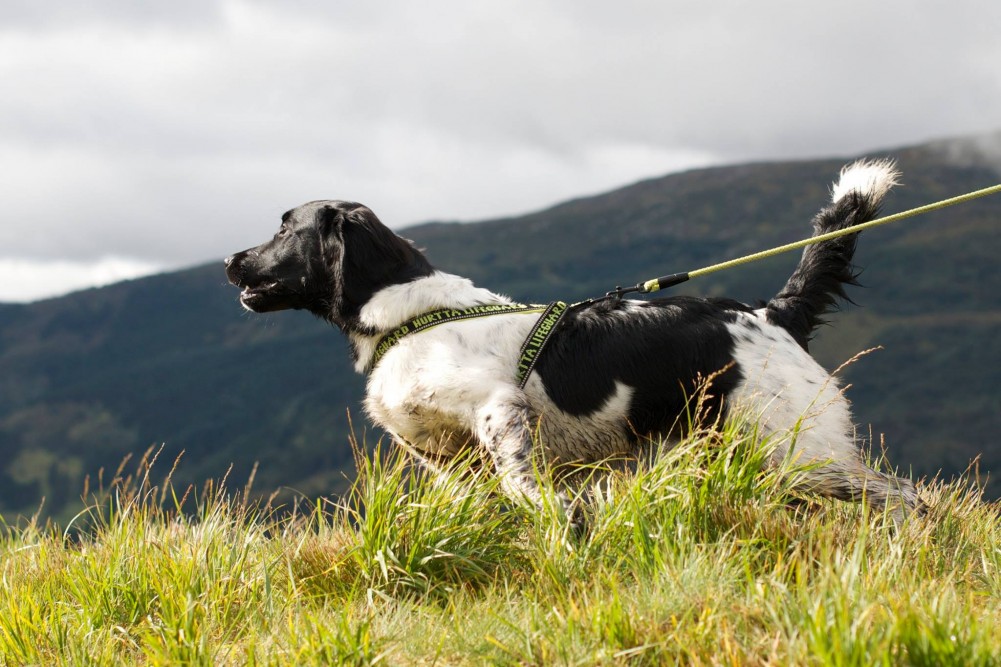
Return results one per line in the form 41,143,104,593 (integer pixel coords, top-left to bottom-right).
369,301,570,389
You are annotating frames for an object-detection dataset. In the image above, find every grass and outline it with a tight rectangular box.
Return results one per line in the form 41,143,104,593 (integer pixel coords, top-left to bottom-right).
1,423,999,666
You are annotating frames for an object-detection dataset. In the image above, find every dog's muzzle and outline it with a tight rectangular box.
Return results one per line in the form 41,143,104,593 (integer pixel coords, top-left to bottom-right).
224,251,292,312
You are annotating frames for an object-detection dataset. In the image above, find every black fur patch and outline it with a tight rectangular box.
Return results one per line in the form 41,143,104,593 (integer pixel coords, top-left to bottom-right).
533,297,750,437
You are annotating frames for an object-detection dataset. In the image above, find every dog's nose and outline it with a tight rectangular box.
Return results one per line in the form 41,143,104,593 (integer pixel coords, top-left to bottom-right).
224,253,245,285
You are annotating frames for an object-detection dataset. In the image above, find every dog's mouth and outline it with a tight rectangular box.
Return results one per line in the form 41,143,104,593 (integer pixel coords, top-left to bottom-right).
239,281,281,309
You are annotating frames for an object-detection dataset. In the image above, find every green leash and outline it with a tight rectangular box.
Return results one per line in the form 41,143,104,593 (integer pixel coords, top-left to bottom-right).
608,183,1001,298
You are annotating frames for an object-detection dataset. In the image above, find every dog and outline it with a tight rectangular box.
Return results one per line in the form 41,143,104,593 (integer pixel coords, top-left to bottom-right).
225,160,922,522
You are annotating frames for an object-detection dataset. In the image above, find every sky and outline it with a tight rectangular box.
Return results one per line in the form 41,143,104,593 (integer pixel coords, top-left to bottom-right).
1,1,999,302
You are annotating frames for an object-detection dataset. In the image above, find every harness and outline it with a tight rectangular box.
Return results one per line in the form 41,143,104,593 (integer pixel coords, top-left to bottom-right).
369,300,570,389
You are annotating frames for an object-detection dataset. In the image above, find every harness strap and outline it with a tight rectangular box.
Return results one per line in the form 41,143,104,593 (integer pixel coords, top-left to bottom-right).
515,301,569,389
368,300,572,388
370,303,546,369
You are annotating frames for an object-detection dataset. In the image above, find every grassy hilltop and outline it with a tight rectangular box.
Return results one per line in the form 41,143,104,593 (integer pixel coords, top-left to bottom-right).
2,422,999,666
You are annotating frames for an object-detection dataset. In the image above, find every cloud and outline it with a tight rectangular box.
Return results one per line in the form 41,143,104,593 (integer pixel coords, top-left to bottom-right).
1,0,1000,301
0,0,221,29
0,256,163,303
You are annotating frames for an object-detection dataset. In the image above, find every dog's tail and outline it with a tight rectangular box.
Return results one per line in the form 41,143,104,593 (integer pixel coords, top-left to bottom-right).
765,160,901,348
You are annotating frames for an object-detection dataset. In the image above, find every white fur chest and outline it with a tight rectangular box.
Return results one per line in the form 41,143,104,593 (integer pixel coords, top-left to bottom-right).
362,311,538,456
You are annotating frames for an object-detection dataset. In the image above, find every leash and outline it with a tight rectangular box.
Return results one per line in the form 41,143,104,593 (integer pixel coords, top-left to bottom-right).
605,183,1001,299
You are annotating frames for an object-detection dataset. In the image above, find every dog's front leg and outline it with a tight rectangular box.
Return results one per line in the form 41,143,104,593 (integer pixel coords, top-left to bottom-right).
476,392,583,532
475,391,545,507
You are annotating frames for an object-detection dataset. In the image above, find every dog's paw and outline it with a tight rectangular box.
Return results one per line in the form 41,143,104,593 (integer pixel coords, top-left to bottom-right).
558,491,589,538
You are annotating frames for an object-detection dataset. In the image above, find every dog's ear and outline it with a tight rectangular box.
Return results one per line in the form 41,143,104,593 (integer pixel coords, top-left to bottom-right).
317,205,347,271
317,203,391,279
340,205,433,299
316,202,434,328
318,205,344,238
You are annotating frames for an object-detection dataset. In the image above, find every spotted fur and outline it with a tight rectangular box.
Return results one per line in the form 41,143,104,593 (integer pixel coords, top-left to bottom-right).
225,161,922,523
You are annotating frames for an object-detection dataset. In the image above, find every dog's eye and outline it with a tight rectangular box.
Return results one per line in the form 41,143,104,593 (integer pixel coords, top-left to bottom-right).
275,225,290,239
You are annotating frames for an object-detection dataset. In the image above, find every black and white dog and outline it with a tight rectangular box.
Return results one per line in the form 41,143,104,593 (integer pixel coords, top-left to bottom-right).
225,161,921,521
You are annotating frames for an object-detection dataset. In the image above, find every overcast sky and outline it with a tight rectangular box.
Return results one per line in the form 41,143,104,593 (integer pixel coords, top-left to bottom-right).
1,1,999,302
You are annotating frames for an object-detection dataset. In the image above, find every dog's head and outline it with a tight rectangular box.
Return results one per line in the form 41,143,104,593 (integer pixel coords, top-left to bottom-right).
225,200,433,330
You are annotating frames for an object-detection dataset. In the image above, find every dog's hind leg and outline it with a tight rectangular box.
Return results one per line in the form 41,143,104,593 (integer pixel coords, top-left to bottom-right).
729,313,923,523
797,459,924,524
758,402,925,523
772,418,924,523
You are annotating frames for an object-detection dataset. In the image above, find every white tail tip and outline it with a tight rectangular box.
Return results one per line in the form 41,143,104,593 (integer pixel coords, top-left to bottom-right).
831,159,901,203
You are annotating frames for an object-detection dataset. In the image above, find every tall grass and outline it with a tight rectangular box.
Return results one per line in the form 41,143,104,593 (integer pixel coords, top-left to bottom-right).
1,424,999,665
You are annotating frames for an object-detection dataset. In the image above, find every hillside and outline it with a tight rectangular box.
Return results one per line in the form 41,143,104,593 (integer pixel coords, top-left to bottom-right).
1,132,999,521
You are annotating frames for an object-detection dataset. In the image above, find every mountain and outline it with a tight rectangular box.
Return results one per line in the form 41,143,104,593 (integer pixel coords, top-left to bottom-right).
2,133,999,522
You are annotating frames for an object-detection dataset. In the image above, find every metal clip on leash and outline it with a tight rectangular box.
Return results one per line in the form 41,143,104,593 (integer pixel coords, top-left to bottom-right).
605,272,690,300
